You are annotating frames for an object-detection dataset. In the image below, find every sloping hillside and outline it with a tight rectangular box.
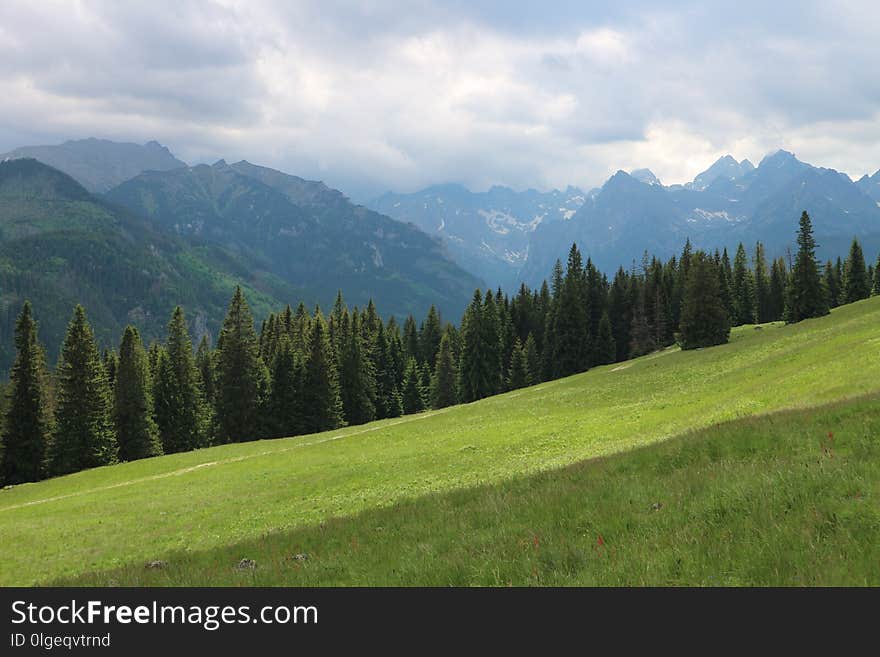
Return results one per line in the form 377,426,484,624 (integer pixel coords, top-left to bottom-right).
106,160,483,320
0,158,302,372
1,298,878,585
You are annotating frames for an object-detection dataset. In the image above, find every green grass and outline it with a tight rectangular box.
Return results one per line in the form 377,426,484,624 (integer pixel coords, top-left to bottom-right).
61,393,880,586
2,298,880,586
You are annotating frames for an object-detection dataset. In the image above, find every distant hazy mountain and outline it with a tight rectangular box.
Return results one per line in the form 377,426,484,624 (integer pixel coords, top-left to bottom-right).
856,169,880,203
106,160,482,320
521,150,880,285
687,155,755,190
0,138,186,193
0,158,304,374
368,184,588,285
630,168,662,186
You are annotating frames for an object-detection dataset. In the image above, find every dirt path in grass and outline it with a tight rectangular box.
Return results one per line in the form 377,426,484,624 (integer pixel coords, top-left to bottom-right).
0,409,451,513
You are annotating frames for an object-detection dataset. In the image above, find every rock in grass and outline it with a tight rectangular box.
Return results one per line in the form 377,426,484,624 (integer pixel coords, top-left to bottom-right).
236,558,257,571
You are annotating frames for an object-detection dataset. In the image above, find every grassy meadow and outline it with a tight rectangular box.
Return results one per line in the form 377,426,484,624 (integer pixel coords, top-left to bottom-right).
1,297,879,586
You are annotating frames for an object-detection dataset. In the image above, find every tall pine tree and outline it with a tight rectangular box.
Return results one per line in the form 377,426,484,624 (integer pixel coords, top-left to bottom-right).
753,242,771,323
195,335,218,443
679,251,730,350
50,305,117,475
732,242,755,325
506,338,528,390
430,331,458,409
299,310,344,433
419,305,443,372
215,287,265,443
769,257,787,321
523,333,540,386
1,302,49,484
785,211,829,323
552,244,590,377
824,260,841,308
874,252,880,295
401,357,426,414
264,336,304,439
458,290,499,402
594,311,616,365
114,326,161,461
154,306,204,453
841,238,870,303
338,311,377,426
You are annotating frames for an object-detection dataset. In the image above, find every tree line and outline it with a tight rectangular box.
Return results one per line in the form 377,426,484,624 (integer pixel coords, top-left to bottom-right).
1,211,877,485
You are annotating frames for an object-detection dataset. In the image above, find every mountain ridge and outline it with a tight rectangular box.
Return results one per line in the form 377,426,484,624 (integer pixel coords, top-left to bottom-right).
0,138,187,193
106,159,482,320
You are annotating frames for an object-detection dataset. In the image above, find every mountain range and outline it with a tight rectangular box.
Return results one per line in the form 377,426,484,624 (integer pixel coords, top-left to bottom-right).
370,184,591,285
3,136,880,375
1,138,186,193
106,159,481,320
0,141,481,374
372,151,880,286
0,157,303,373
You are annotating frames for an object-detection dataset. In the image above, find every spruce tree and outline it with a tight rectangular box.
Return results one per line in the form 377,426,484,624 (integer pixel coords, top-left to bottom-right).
401,357,426,414
481,290,503,394
720,248,735,319
629,280,655,358
147,341,162,382
841,238,871,303
824,260,841,308
215,287,265,443
419,305,443,372
154,306,204,453
594,311,616,365
458,290,484,402
339,311,376,426
430,331,458,409
874,253,880,295
264,336,303,439
585,258,605,355
299,310,344,433
679,251,730,350
102,349,118,391
732,242,755,324
677,238,693,306
195,335,218,443
785,211,829,323
506,339,528,390
523,333,540,387
50,305,117,475
753,242,771,322
541,260,564,381
1,302,49,484
458,290,502,402
608,268,631,362
715,249,733,321
769,257,787,321
373,323,403,419
552,244,590,376
114,326,161,461
402,315,420,364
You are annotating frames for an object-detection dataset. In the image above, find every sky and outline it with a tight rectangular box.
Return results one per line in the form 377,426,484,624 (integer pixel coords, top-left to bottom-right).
1,0,879,201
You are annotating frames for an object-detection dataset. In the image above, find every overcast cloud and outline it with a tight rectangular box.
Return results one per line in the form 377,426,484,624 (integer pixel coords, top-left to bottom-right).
1,0,878,199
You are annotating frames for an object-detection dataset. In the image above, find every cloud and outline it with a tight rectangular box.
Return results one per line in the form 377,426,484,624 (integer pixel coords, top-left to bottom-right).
0,0,878,199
